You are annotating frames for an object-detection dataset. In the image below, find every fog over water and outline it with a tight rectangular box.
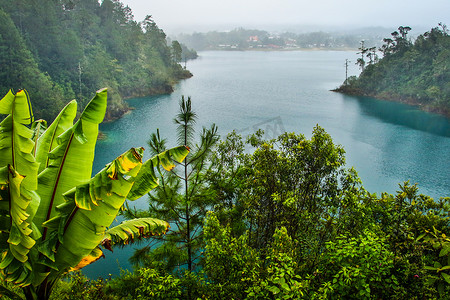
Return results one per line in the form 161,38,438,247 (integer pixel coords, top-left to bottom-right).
120,0,450,34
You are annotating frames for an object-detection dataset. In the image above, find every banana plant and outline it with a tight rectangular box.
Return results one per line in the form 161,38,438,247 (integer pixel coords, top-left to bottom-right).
0,89,189,300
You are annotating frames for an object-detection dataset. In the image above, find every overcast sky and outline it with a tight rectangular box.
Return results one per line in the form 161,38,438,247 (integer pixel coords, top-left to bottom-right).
119,0,450,34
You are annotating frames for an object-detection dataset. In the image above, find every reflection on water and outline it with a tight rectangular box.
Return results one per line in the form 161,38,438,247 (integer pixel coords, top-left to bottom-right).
349,96,450,137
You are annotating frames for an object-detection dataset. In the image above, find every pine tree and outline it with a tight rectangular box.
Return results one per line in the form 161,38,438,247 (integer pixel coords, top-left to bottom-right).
126,96,219,274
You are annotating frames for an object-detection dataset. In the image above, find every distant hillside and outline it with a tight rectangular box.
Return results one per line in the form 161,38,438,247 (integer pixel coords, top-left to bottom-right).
335,25,450,117
0,0,195,121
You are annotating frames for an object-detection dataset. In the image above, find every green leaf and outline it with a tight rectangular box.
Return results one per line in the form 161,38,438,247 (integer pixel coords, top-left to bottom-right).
35,100,77,173
37,232,58,262
442,272,450,284
101,217,169,251
80,88,107,124
48,148,144,277
6,165,35,261
425,276,438,286
34,89,107,234
0,166,37,286
0,89,33,124
0,250,14,269
268,286,280,295
439,265,450,271
0,90,39,191
0,89,14,114
69,247,104,272
127,145,189,200
31,119,48,157
440,246,450,257
0,285,24,300
281,282,290,291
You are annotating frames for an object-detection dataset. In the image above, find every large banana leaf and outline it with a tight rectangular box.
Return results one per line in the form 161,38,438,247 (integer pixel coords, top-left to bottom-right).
0,90,40,286
0,165,40,286
5,165,35,263
101,217,169,251
34,89,106,235
127,145,190,200
34,101,77,174
0,90,38,191
41,145,188,280
0,89,33,120
0,285,23,300
69,247,104,272
0,87,190,298
43,147,145,279
69,218,169,271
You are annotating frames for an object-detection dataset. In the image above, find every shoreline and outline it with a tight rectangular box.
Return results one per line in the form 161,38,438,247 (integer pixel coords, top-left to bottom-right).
200,47,358,52
103,70,193,123
332,87,450,118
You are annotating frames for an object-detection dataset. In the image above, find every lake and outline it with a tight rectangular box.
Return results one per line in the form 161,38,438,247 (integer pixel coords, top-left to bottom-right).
83,50,450,278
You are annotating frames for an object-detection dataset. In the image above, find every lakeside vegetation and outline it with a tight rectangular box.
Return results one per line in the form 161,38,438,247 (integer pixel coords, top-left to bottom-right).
3,92,448,299
335,25,450,117
0,0,196,122
0,89,189,299
1,2,449,299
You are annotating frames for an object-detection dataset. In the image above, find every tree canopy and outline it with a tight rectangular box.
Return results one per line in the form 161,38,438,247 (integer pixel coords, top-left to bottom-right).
100,125,450,299
336,25,450,116
0,0,195,122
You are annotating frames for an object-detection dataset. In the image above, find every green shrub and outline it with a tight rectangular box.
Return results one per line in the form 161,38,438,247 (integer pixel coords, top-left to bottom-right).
313,230,398,299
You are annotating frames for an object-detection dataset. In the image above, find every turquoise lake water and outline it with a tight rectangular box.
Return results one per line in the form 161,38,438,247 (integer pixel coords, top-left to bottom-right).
83,50,450,278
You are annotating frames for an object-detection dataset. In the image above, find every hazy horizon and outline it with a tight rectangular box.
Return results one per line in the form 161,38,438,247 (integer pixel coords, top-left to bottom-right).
119,0,450,34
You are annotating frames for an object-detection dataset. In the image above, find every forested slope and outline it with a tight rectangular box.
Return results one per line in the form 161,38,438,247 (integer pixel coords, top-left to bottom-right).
0,0,193,121
336,25,450,116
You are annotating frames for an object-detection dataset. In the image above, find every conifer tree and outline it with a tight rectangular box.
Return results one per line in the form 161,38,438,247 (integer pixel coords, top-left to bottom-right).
126,96,219,273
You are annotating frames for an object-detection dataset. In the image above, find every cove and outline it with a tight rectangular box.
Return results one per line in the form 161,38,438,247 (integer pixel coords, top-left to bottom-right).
83,50,450,279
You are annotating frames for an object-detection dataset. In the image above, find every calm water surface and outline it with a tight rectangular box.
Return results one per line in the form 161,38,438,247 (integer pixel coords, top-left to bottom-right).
83,50,450,278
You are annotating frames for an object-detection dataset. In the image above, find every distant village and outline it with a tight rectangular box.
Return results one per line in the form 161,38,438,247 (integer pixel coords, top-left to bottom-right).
175,28,385,51
218,35,334,50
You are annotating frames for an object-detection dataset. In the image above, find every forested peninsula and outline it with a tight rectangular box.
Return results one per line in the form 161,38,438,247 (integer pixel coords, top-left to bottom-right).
335,25,450,117
0,0,195,122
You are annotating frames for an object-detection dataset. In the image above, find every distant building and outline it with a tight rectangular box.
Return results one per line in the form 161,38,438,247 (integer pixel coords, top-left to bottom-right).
285,38,297,47
248,36,259,42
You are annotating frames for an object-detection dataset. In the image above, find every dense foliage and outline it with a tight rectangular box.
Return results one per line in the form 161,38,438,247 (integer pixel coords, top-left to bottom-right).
1,13,449,296
0,0,195,122
0,89,189,300
50,101,449,300
5,121,446,298
336,25,450,116
123,97,219,276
